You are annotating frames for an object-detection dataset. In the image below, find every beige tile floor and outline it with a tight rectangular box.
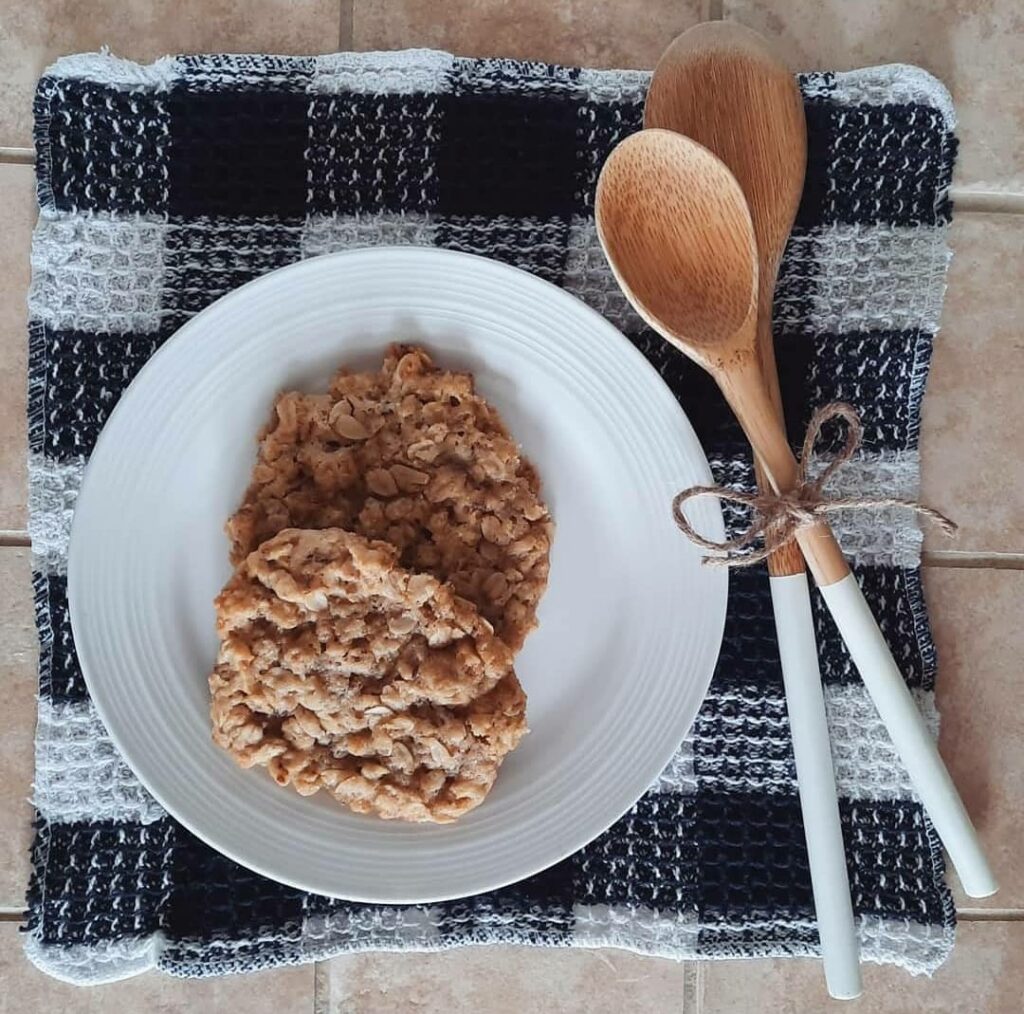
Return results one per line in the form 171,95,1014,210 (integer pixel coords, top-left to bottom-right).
1,1,1021,1011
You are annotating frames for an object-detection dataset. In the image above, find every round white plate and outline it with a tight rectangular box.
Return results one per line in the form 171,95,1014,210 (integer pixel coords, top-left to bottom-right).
69,246,726,903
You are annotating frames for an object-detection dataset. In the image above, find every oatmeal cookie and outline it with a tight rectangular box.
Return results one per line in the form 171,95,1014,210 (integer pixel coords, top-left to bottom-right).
227,345,552,651
210,527,528,822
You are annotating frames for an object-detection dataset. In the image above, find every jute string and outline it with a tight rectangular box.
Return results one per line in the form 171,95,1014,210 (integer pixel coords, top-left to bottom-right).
672,402,957,568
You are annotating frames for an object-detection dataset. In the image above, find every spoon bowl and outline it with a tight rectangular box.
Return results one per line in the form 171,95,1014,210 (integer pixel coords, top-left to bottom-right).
645,22,807,302
595,129,758,361
596,129,793,492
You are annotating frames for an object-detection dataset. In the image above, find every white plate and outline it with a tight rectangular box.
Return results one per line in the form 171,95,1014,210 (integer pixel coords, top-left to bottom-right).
69,246,726,903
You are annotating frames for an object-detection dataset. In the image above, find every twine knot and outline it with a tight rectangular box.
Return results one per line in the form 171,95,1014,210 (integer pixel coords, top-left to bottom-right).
672,402,957,569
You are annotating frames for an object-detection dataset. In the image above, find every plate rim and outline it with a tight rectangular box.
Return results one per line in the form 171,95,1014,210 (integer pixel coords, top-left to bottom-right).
68,245,728,902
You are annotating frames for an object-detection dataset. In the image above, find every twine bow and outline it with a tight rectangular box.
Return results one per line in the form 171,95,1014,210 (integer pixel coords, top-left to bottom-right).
672,402,957,568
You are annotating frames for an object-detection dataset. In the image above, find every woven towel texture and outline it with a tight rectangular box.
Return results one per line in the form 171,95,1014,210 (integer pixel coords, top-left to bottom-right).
24,50,957,984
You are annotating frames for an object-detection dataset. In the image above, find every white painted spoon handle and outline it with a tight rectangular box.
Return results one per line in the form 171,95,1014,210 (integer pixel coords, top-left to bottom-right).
818,573,998,899
770,573,862,1001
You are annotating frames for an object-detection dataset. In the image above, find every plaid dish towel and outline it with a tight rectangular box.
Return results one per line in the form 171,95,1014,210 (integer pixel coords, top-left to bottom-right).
24,50,958,984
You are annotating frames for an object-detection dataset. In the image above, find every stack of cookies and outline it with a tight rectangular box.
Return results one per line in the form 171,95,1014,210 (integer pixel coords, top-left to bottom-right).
209,346,553,822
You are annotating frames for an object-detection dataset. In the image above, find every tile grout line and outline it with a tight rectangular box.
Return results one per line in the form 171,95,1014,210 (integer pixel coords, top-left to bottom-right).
949,188,1024,214
957,908,1024,921
0,147,35,164
313,960,329,1014
339,0,354,50
922,550,1024,570
681,960,703,1012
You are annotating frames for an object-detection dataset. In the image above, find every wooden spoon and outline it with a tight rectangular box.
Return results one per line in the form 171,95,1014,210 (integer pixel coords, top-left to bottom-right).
647,23,807,554
645,24,861,1000
595,128,997,903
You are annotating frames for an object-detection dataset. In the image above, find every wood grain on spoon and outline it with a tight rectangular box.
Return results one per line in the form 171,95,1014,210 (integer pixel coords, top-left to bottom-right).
645,22,807,578
595,129,848,584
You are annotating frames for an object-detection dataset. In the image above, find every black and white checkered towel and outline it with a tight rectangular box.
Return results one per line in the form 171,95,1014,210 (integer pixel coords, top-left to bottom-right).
24,49,958,983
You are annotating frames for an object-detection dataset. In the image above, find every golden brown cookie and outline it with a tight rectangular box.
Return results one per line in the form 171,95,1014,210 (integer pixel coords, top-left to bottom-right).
210,528,528,823
226,345,552,651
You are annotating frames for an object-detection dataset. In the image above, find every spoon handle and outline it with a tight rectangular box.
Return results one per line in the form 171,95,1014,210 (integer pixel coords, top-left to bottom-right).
717,352,998,899
752,316,861,996
818,574,998,899
770,573,863,999
752,314,861,996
